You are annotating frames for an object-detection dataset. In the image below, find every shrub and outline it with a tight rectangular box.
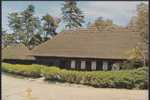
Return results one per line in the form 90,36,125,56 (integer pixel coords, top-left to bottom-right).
121,59,143,70
2,63,43,78
41,66,148,89
2,63,148,89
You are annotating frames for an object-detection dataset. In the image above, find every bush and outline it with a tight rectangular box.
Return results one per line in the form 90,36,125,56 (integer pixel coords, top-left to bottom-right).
41,66,148,89
2,63,148,89
2,63,43,78
121,59,143,70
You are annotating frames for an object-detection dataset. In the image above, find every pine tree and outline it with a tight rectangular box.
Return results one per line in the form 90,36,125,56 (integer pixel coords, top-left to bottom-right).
2,29,17,48
8,5,42,49
21,5,41,49
61,1,84,29
21,5,41,48
8,12,23,42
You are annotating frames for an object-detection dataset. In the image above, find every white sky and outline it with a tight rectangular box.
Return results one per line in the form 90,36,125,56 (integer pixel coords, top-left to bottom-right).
2,1,148,33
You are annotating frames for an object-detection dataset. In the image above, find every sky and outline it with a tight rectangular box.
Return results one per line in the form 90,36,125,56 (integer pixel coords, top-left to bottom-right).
2,1,148,33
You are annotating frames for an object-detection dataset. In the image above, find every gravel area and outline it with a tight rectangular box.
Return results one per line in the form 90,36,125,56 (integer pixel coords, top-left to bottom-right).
2,73,148,100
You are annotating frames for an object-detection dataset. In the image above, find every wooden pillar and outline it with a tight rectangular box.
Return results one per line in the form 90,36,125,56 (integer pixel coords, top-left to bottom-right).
96,60,103,70
86,60,91,71
71,60,76,69
81,61,86,70
102,61,108,71
91,61,96,70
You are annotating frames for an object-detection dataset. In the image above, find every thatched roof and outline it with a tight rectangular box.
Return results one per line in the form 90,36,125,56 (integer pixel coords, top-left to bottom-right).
2,44,35,60
32,27,141,59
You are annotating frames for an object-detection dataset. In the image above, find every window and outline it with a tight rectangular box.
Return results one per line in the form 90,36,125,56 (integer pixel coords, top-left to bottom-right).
81,61,86,69
91,61,96,70
103,61,108,71
71,60,76,69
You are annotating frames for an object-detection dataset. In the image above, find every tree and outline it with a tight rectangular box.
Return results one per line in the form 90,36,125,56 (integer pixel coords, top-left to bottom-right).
42,14,60,38
90,17,116,31
127,16,137,30
136,3,148,45
8,12,22,33
126,47,143,60
8,12,23,42
2,30,17,48
28,34,44,49
128,3,148,44
61,0,84,29
21,5,41,48
127,3,148,66
7,5,43,49
122,46,144,69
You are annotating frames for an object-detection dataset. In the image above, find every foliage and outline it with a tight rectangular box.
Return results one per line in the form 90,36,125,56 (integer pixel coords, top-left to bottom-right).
7,5,43,49
2,63,148,89
21,5,42,48
127,16,137,30
2,63,43,78
125,47,143,60
123,46,144,69
2,31,17,48
136,3,148,44
136,3,148,66
7,12,24,44
42,14,60,38
90,17,118,31
127,3,148,66
94,17,112,30
6,5,61,49
41,67,148,89
121,60,143,70
8,12,23,34
61,1,84,29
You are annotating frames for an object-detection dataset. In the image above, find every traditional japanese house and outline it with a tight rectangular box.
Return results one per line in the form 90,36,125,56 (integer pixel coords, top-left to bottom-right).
32,28,141,71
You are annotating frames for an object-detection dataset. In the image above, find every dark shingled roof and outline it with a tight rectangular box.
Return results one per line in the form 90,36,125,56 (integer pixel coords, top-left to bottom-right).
32,28,141,59
2,44,35,60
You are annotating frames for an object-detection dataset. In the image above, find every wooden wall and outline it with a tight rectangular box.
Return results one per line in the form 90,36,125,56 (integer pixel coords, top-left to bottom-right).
2,59,35,65
34,56,124,71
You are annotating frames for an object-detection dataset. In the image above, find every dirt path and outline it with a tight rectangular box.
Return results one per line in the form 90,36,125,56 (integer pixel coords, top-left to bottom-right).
2,74,148,100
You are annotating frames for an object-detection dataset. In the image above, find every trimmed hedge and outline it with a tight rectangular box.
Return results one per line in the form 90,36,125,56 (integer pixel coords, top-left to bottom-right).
2,63,43,78
41,67,148,89
2,63,148,89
